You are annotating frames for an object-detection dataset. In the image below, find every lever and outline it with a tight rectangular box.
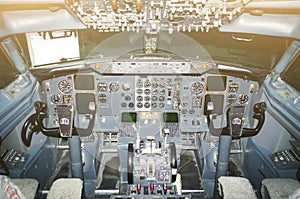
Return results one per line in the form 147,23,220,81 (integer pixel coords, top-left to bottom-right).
207,102,266,138
169,142,177,183
207,102,267,198
21,101,97,147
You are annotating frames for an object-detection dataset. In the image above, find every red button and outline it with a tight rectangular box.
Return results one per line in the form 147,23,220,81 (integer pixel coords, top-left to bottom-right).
137,183,141,194
150,183,155,193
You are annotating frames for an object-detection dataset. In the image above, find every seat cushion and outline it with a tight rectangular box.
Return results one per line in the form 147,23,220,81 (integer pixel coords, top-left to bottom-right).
218,176,257,199
11,178,39,199
261,178,300,199
47,178,83,199
0,175,27,199
289,188,300,199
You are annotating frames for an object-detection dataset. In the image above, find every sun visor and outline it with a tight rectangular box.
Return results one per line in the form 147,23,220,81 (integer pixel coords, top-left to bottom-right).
0,9,86,38
220,13,300,40
245,0,300,10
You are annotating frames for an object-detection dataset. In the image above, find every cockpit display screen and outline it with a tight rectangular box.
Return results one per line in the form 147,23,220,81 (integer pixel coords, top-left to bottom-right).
74,74,94,90
204,94,224,115
206,75,227,92
163,113,179,123
121,112,137,123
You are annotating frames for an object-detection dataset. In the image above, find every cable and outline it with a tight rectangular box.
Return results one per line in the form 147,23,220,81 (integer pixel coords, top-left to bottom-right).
177,159,193,173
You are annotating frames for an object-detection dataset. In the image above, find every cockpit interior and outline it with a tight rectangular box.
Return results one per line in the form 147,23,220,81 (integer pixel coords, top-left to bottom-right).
0,0,300,198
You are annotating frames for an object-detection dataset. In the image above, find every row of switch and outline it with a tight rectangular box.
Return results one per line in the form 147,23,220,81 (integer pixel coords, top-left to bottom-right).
130,183,174,195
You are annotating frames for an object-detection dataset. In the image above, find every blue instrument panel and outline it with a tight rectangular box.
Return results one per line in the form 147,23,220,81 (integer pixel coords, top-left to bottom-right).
42,71,259,134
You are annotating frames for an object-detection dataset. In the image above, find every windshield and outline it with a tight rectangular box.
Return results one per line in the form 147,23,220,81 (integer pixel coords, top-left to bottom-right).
25,28,290,71
0,43,19,89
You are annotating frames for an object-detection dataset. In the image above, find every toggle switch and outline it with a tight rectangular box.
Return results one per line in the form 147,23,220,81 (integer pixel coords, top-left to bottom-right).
150,183,155,194
163,183,168,194
137,183,141,194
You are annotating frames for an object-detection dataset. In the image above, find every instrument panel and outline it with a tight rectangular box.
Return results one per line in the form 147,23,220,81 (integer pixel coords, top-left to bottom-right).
42,70,258,134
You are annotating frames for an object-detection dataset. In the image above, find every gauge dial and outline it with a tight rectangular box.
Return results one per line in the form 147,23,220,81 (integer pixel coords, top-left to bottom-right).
159,96,165,101
191,82,204,95
144,89,151,95
144,80,151,88
98,93,107,103
152,96,158,101
152,82,158,88
159,89,165,95
122,83,131,91
144,102,151,108
239,94,249,104
50,94,61,104
137,89,143,95
227,94,237,103
137,102,143,108
144,96,150,101
152,89,158,95
97,82,107,92
124,95,131,101
136,80,143,88
109,82,119,92
58,80,72,94
136,96,143,101
229,83,239,92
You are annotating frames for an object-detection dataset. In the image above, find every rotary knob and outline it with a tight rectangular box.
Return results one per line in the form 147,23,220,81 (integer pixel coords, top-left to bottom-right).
122,83,131,91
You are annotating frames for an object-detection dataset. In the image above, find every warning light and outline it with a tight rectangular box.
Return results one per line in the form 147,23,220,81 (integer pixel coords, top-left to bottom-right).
249,84,255,93
45,82,50,92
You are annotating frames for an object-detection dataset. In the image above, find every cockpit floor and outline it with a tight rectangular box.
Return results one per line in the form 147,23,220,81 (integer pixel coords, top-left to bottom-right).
98,155,120,189
179,150,202,190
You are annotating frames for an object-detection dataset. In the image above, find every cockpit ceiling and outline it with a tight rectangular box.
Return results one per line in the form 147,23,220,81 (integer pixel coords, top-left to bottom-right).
67,0,250,33
0,0,64,4
219,13,300,40
0,0,300,40
0,9,86,38
245,0,300,10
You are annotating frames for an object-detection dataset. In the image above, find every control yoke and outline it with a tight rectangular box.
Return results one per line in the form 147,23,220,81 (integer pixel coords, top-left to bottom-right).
21,101,96,147
207,102,267,138
208,102,267,198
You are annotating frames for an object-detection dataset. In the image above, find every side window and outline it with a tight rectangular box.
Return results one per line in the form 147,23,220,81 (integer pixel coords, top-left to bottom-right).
12,34,32,67
0,46,19,89
281,53,300,92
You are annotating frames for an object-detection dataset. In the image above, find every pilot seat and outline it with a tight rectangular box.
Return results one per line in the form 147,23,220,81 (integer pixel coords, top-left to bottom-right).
218,177,300,199
0,175,82,199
